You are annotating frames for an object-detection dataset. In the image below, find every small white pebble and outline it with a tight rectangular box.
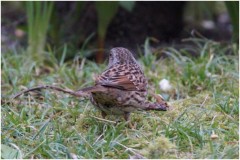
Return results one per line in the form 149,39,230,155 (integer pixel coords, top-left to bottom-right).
69,153,78,159
159,79,172,92
211,131,218,140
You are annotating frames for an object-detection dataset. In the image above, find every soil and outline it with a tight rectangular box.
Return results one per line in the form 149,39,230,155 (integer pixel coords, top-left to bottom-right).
1,1,232,58
106,2,186,49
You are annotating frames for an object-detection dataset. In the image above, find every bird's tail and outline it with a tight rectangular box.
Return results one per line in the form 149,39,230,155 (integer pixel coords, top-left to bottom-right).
144,93,171,111
144,101,169,111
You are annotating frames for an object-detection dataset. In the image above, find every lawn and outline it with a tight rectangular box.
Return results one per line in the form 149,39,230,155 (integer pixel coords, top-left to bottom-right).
1,38,239,159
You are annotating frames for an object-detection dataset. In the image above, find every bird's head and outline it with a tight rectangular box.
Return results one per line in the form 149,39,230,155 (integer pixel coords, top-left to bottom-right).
108,47,137,67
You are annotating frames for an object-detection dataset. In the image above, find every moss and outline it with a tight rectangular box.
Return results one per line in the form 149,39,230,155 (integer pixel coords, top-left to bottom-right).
142,136,176,158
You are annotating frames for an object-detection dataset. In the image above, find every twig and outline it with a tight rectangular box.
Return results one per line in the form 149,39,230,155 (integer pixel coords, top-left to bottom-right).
12,85,89,99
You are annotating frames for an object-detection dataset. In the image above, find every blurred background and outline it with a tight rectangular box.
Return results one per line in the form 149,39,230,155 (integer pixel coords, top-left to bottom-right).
1,1,238,63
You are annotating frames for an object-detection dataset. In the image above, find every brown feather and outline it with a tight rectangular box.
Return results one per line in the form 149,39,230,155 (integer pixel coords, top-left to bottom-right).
96,64,147,91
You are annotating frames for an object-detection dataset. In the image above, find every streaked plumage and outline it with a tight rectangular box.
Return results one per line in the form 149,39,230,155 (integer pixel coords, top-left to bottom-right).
80,47,169,126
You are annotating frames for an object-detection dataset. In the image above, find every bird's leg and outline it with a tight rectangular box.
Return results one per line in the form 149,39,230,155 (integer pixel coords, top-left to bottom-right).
124,112,135,129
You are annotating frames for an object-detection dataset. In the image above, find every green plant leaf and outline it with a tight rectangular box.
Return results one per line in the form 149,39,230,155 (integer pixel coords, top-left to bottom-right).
95,2,119,38
225,1,239,43
26,1,54,62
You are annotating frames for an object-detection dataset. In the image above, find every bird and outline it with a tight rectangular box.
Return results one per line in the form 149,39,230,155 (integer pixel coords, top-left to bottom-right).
78,47,169,127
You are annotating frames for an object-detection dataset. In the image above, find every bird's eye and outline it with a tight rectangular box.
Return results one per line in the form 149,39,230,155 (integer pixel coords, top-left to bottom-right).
109,53,112,57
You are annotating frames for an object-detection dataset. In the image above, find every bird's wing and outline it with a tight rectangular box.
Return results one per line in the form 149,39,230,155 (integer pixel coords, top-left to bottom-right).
96,64,147,91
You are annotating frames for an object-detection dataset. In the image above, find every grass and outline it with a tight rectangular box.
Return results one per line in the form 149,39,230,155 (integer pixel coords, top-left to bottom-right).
1,38,239,159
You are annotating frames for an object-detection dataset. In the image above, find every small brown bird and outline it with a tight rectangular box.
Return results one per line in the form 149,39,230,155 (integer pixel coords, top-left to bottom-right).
79,47,169,126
